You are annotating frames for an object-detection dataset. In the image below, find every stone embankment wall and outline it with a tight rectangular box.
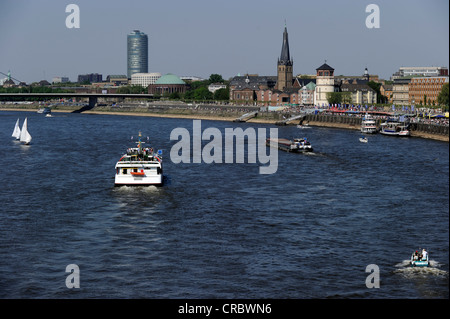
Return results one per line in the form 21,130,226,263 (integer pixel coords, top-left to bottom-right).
304,114,449,136
409,123,449,136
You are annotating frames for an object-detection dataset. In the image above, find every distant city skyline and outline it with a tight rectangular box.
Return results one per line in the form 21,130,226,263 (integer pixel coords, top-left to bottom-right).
0,0,448,84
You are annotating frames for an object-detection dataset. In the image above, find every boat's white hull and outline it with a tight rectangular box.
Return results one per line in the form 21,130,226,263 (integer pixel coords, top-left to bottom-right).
114,174,163,186
115,162,163,186
380,130,410,136
361,127,377,134
411,254,429,267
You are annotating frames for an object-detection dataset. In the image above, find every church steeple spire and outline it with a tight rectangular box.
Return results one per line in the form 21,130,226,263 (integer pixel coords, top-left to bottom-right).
279,24,292,65
277,24,293,91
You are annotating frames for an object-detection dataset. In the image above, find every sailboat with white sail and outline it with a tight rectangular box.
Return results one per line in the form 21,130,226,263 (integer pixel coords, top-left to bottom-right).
19,117,32,145
12,118,21,140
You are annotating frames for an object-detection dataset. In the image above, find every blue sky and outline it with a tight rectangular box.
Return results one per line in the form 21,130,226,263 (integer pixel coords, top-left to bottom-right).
0,0,448,83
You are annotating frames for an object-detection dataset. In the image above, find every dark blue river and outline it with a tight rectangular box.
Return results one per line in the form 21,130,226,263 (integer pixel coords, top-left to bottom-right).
0,111,448,299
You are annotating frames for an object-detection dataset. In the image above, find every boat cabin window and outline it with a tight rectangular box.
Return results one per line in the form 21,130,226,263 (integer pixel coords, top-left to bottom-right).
123,169,127,174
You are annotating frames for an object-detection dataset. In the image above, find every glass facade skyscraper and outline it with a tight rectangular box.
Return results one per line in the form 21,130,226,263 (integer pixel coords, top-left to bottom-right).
127,30,148,78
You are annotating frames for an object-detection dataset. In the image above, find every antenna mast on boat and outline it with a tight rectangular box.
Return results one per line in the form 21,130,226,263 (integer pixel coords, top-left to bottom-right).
137,131,145,151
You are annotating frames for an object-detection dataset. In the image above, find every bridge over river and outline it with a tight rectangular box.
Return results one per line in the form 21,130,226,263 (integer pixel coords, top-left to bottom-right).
0,93,157,110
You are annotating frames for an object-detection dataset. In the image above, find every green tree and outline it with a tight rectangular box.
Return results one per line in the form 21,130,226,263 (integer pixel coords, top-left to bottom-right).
341,91,352,104
437,83,449,108
184,89,195,100
209,74,224,84
117,85,146,94
189,80,209,90
131,85,143,94
169,91,181,100
193,87,213,100
117,86,130,94
213,87,229,100
326,92,342,105
367,81,382,103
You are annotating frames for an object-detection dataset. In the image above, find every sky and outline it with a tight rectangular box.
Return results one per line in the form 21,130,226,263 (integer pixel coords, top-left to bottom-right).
0,0,448,83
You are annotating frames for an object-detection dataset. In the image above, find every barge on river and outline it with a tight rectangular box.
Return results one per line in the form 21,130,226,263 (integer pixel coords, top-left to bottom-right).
266,137,313,153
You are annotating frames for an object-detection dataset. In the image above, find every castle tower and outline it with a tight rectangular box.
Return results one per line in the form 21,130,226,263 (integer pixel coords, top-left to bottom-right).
314,62,335,106
277,25,293,91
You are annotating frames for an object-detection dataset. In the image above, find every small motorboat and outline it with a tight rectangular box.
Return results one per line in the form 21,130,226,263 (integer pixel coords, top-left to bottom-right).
410,249,429,267
359,137,368,143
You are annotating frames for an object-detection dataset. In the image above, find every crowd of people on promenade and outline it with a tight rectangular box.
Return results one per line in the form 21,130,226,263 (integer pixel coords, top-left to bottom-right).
409,116,449,126
278,104,449,127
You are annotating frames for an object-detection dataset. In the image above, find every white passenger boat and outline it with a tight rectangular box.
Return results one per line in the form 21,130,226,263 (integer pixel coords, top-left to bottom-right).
359,137,368,143
360,113,378,134
266,137,313,152
379,120,410,136
114,133,163,186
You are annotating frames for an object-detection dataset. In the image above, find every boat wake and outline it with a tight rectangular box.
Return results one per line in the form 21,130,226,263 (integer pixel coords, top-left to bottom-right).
114,185,161,193
393,259,448,278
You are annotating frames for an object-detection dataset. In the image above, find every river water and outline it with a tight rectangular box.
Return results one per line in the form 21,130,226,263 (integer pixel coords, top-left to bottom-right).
0,111,448,299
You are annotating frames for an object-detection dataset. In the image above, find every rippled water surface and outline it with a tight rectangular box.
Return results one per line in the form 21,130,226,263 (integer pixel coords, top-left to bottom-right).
0,111,448,298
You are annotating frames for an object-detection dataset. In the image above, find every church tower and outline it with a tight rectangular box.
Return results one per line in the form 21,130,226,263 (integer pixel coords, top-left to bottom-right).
277,25,293,91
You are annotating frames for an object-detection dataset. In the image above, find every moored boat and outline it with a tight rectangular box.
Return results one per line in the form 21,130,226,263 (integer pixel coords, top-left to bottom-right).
266,137,313,152
114,132,163,186
380,118,410,136
360,113,378,134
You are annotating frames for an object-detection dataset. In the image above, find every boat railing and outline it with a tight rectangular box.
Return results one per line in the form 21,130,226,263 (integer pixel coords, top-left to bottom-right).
118,159,161,164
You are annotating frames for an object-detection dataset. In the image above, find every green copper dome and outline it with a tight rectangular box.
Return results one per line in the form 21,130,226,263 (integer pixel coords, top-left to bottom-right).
154,73,186,85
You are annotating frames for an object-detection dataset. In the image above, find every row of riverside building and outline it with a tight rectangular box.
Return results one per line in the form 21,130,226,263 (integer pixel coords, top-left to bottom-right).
228,26,448,107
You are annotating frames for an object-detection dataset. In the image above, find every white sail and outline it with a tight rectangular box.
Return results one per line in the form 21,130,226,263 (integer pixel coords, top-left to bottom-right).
19,117,32,144
12,118,21,139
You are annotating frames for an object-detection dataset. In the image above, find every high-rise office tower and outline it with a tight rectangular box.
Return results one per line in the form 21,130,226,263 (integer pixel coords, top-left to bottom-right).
127,30,148,78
